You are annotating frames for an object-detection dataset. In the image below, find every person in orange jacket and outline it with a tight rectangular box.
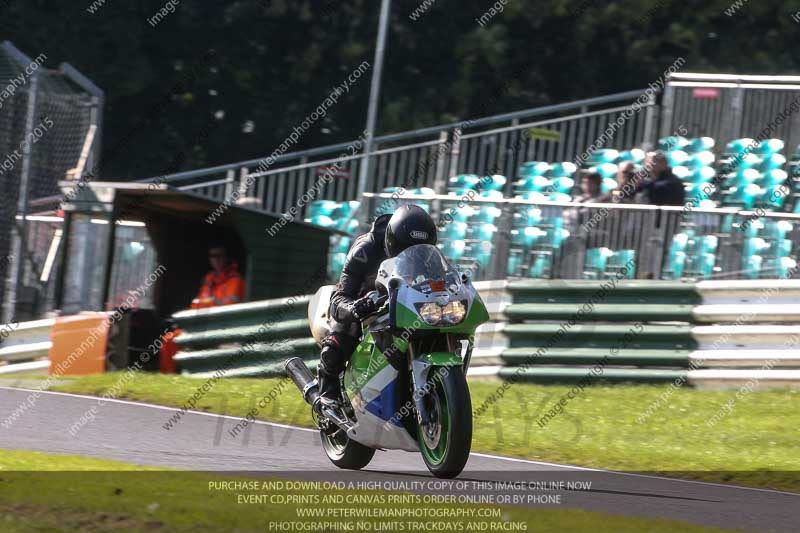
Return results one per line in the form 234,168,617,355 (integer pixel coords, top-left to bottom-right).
161,244,246,373
190,243,246,309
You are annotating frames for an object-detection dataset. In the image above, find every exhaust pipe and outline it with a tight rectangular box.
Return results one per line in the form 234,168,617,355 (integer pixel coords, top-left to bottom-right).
285,357,319,405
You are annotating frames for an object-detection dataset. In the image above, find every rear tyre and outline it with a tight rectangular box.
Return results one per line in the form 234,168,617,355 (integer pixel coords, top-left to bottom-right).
320,429,375,470
418,366,472,478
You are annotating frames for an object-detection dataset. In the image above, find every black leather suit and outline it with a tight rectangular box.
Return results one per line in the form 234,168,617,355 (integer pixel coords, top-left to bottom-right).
320,214,391,378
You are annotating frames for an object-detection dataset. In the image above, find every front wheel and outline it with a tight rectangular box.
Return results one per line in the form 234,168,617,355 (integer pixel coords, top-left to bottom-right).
320,429,375,470
418,365,472,478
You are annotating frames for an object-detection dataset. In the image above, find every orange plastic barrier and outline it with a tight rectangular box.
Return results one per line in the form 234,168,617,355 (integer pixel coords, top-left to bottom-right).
159,329,181,374
48,313,109,375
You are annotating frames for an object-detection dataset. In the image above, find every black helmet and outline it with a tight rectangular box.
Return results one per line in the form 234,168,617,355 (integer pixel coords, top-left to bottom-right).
384,204,437,257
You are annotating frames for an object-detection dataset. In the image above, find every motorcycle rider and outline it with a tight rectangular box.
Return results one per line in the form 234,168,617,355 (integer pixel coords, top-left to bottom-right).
315,204,438,411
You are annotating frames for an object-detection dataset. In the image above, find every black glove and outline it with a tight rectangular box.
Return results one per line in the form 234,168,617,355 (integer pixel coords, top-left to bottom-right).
348,294,378,322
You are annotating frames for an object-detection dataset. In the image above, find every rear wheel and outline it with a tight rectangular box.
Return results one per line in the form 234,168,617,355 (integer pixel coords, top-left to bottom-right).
418,366,472,478
320,429,375,470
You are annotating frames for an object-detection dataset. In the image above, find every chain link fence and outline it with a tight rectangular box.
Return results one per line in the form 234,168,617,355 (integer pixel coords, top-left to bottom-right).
0,41,102,321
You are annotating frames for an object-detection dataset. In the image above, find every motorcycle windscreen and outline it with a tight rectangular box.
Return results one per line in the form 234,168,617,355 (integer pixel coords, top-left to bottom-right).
389,244,478,330
392,244,462,294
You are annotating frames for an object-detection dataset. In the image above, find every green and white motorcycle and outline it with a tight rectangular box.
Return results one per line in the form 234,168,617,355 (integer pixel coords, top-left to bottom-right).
286,244,489,478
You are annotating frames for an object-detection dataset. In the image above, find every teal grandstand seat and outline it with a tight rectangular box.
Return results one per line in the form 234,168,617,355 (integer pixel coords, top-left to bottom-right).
549,192,573,202
585,149,619,165
722,184,763,209
760,220,793,240
743,254,763,279
686,137,715,153
527,254,552,279
616,149,645,164
331,200,359,219
307,200,340,218
511,207,542,228
308,214,336,228
666,150,689,167
591,162,618,178
337,218,359,234
583,247,613,279
684,252,716,279
439,239,466,262
482,174,507,191
539,228,569,248
507,250,524,276
510,226,546,249
669,232,690,255
448,175,480,191
766,239,793,259
757,185,789,209
329,252,346,278
662,250,686,280
440,221,468,241
686,235,718,256
466,223,498,242
726,168,761,186
658,136,690,152
744,237,770,258
456,242,493,279
672,166,691,181
470,205,502,224
753,138,785,155
756,154,787,172
724,138,756,156
763,256,798,278
601,177,618,192
440,205,473,224
537,217,563,230
686,166,716,184
514,175,551,193
519,161,551,177
479,190,505,202
760,169,788,186
547,162,578,177
686,151,715,169
332,237,351,254
550,176,575,194
605,249,636,279
515,191,548,202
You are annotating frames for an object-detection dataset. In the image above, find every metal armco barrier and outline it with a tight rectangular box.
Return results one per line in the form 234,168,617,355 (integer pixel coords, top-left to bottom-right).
171,281,507,379
501,279,800,387
0,318,54,374
171,295,316,378
170,279,800,388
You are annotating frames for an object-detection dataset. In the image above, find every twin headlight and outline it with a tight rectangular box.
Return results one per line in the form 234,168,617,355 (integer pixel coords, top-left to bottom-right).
418,300,467,325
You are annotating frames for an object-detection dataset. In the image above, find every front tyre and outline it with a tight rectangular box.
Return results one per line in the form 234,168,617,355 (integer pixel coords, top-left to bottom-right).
418,366,472,478
320,429,375,470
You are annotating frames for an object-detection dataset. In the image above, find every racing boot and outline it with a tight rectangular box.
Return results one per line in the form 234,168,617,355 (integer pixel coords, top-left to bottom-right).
313,361,343,418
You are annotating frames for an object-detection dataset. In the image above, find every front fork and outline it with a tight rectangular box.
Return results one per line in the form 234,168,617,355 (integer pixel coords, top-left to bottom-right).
407,338,473,425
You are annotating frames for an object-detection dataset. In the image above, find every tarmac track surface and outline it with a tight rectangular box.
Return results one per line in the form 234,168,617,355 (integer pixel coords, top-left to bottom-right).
1,387,798,532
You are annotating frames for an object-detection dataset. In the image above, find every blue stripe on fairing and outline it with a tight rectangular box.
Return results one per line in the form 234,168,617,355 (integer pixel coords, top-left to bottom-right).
364,378,404,427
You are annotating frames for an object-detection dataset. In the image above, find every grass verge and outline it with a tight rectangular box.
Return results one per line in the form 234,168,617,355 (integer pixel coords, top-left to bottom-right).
0,449,733,532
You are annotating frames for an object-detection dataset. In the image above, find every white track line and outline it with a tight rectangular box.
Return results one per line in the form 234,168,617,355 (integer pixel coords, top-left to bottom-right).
2,386,798,497
0,386,316,433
